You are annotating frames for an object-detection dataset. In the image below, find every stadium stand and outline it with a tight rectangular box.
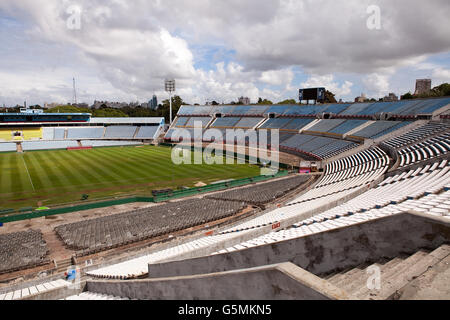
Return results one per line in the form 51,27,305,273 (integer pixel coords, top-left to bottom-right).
206,175,310,205
211,117,241,128
259,118,292,130
0,129,13,141
42,127,54,140
174,117,190,127
53,128,65,140
0,230,49,274
351,121,412,139
184,117,211,128
104,126,138,139
283,118,315,131
280,134,358,159
22,140,79,151
381,122,450,149
22,128,42,140
81,140,142,147
0,279,73,300
55,198,247,256
66,127,104,139
306,119,346,132
134,126,160,139
234,117,264,128
329,120,369,135
2,98,450,299
0,142,17,152
84,147,391,280
339,103,374,116
396,133,450,168
165,127,204,142
177,106,213,116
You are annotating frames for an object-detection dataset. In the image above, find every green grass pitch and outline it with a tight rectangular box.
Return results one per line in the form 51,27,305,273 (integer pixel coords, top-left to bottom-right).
0,145,260,210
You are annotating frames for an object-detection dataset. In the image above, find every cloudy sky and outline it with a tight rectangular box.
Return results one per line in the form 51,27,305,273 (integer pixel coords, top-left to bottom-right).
0,0,449,107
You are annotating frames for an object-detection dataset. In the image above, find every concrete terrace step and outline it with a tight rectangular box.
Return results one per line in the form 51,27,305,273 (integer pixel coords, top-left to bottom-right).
397,250,450,300
328,264,368,286
353,250,432,299
335,257,405,295
64,291,129,300
337,263,382,294
368,244,450,300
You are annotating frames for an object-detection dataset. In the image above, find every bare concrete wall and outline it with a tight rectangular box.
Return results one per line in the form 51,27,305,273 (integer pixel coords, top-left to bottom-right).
86,262,349,300
21,281,86,301
148,212,450,279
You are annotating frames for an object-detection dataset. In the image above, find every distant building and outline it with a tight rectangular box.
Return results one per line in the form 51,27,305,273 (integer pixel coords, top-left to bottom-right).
73,103,89,109
415,79,432,95
149,95,158,110
92,101,128,109
383,93,399,102
355,93,367,103
238,96,250,105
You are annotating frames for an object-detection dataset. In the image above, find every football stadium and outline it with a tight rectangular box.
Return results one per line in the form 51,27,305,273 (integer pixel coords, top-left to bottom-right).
1,1,450,310
0,97,449,302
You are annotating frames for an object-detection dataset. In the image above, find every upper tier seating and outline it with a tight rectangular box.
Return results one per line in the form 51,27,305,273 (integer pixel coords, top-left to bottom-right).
382,122,450,149
177,106,213,116
229,105,270,115
280,134,358,159
184,117,211,128
174,117,190,127
66,127,104,139
0,128,42,141
234,117,264,128
352,121,412,139
104,126,138,139
259,118,293,130
307,119,346,132
54,128,65,140
134,126,159,139
283,118,315,130
211,117,241,128
42,127,54,140
328,120,369,134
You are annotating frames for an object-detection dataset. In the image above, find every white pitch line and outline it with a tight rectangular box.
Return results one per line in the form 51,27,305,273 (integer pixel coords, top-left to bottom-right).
21,154,35,192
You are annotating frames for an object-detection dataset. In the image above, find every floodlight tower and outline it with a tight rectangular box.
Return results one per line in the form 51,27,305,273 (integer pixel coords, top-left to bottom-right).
165,79,176,125
73,77,77,105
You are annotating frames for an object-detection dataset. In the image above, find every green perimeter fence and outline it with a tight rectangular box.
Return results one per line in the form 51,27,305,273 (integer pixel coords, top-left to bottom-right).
0,171,288,224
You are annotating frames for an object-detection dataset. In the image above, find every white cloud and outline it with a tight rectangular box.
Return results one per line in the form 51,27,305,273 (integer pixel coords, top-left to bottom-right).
432,68,450,85
0,0,449,106
363,73,391,97
301,75,353,99
259,68,294,87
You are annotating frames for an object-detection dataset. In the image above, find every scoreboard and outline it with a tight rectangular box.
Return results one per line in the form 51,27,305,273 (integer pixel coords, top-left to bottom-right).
299,88,326,102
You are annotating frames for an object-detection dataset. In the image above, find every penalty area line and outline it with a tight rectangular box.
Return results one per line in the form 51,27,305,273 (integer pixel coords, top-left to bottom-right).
21,154,35,192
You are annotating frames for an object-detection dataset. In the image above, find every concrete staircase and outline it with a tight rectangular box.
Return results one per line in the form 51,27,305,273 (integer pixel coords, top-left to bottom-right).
63,292,129,300
55,257,73,273
16,142,23,153
324,244,450,300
